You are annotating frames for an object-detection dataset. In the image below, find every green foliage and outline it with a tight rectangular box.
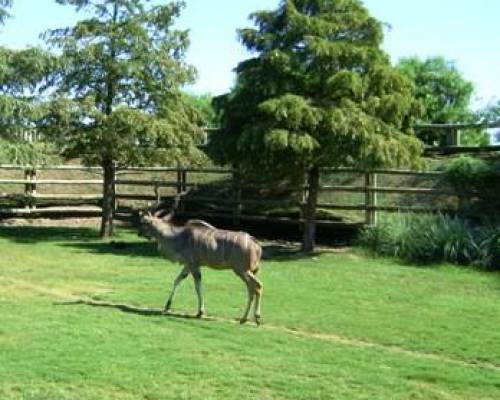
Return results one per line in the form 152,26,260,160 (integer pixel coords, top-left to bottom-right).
460,128,491,146
182,92,218,127
355,213,408,258
397,57,474,123
474,224,500,269
441,156,500,214
211,0,424,175
0,44,61,166
478,100,500,144
397,56,488,145
443,156,490,191
41,0,205,168
211,0,424,250
0,138,61,165
0,47,57,138
0,0,11,25
359,213,500,269
480,99,500,124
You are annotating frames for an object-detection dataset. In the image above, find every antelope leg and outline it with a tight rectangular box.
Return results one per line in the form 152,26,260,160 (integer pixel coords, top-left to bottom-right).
191,267,205,318
234,270,254,324
247,271,263,325
241,285,254,324
164,266,190,312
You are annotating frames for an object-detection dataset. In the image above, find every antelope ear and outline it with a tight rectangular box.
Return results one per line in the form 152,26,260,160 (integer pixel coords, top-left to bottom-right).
139,209,152,216
141,202,155,217
154,208,170,219
161,212,174,222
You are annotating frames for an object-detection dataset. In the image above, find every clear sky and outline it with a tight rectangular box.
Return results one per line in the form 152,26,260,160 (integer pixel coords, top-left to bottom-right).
1,0,499,108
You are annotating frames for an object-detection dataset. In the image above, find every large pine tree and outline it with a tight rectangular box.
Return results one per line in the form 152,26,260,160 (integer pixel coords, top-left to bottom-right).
1,1,60,165
212,0,424,251
42,0,205,237
0,0,11,24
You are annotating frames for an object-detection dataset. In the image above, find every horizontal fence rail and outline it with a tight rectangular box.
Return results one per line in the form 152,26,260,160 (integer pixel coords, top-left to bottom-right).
0,164,475,224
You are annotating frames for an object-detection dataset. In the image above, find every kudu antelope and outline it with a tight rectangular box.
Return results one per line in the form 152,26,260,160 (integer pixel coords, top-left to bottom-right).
138,193,263,325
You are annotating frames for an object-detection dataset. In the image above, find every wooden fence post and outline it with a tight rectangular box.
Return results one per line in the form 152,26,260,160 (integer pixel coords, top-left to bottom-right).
24,168,30,209
298,169,308,235
112,163,118,211
180,168,187,212
176,166,182,194
365,171,378,226
447,128,461,146
23,167,37,210
233,169,242,227
30,167,37,210
181,167,187,192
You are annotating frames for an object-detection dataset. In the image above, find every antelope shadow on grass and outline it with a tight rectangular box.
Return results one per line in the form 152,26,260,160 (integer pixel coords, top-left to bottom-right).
55,299,220,321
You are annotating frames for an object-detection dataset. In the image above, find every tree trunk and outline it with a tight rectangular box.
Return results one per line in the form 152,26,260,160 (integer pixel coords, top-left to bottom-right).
99,2,118,238
302,166,320,252
100,159,116,238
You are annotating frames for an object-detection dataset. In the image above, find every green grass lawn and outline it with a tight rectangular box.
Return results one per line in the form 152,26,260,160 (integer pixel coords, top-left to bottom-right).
0,225,499,399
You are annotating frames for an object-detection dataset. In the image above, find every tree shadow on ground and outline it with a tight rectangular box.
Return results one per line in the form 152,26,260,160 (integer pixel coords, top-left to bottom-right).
62,240,160,259
0,225,98,244
261,242,329,262
0,224,330,262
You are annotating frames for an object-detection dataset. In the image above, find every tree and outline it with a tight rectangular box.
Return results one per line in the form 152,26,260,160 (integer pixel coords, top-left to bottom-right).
211,0,423,251
397,56,488,145
42,0,205,237
0,0,11,25
183,92,218,127
480,100,500,123
480,100,500,144
0,47,56,138
0,1,60,165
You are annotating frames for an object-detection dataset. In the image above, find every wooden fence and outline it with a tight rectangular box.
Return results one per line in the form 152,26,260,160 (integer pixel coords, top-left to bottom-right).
0,164,462,226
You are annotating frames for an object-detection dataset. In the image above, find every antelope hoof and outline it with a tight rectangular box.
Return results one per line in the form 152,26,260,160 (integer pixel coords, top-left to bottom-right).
255,316,262,326
163,300,172,313
239,317,248,325
196,310,204,319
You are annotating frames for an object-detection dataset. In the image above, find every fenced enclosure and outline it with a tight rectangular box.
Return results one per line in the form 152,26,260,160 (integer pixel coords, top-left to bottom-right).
0,163,482,226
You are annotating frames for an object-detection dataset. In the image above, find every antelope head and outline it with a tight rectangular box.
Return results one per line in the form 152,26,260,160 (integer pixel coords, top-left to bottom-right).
137,189,188,239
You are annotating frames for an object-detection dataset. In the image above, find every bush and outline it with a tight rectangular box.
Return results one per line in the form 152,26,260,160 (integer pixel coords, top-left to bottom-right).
358,213,500,269
358,213,444,262
444,156,490,189
473,224,500,270
442,156,500,216
356,213,407,258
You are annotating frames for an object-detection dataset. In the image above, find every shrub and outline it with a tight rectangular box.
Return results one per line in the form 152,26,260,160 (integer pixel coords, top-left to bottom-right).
473,224,500,270
442,156,500,216
444,155,490,190
358,213,484,267
356,213,406,258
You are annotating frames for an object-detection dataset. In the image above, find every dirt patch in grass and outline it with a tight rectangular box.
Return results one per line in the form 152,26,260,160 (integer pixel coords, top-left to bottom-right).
0,217,102,227
0,217,136,228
